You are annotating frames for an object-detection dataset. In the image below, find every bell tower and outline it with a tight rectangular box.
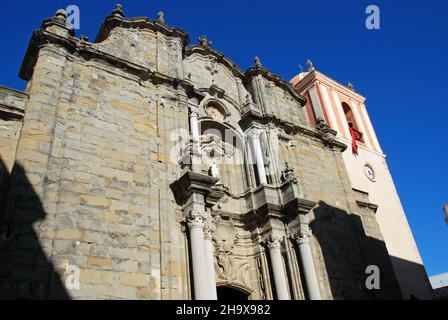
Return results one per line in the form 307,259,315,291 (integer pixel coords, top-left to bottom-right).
291,61,434,299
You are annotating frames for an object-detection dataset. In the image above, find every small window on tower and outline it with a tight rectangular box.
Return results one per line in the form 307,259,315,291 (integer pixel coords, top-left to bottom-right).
342,102,364,142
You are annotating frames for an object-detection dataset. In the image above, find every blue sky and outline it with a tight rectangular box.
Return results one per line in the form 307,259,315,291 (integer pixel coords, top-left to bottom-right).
1,1,447,276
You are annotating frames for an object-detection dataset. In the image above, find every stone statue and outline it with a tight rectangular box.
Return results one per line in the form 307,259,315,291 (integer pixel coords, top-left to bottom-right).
209,162,220,179
281,161,296,183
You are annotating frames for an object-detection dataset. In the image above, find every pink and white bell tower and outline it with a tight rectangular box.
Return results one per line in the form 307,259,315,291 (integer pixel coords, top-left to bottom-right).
291,61,434,299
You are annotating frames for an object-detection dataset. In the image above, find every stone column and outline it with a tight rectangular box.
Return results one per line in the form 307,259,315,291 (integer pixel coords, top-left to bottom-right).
267,235,290,300
250,131,268,185
189,108,200,142
295,229,322,300
187,211,209,300
204,223,218,300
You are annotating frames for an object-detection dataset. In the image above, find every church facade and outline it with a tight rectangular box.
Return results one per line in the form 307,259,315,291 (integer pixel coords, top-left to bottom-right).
0,5,432,299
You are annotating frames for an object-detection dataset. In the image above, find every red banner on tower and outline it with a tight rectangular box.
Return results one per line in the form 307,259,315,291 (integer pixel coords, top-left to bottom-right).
349,127,362,156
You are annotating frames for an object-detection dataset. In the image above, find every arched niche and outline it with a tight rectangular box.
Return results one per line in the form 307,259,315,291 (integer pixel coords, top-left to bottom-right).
198,119,248,194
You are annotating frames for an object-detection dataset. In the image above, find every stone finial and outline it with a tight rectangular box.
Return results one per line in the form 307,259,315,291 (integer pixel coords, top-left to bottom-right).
112,4,125,17
347,82,355,91
198,35,212,47
306,59,315,72
254,56,262,68
55,9,67,22
157,11,165,24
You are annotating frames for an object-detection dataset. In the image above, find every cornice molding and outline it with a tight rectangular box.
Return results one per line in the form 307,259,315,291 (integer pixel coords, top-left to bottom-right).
19,25,345,153
245,66,307,105
294,70,366,103
19,29,196,94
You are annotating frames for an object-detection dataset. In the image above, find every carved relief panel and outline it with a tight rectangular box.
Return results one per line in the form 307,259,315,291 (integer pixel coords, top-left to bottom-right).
212,217,252,294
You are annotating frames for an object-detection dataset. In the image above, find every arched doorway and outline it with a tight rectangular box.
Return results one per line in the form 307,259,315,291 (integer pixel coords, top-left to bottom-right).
217,286,250,301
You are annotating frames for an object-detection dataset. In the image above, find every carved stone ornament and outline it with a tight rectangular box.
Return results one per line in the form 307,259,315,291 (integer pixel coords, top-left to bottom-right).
316,117,337,146
213,218,250,287
205,104,226,122
281,162,297,183
200,135,237,164
203,219,216,240
214,246,250,287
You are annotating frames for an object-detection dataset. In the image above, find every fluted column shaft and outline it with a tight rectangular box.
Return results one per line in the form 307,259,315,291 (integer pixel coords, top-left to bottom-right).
267,235,290,300
295,229,321,300
204,226,217,300
188,211,209,300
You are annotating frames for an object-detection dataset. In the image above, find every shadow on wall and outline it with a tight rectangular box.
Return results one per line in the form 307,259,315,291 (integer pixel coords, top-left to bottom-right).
0,157,70,299
389,256,435,300
309,201,403,300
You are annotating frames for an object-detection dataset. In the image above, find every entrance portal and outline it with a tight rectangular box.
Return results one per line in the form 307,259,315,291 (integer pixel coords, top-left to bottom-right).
216,286,249,301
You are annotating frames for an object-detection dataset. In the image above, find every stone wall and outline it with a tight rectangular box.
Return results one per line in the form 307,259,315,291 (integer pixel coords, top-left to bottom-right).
278,135,402,299
1,41,191,299
0,85,27,218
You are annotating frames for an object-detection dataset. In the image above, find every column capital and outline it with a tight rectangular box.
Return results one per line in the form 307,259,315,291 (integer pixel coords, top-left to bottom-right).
294,228,312,245
189,108,199,118
249,130,262,140
187,211,207,230
266,234,284,249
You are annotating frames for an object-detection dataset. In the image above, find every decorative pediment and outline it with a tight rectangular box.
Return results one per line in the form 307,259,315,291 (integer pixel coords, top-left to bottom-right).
186,46,245,79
